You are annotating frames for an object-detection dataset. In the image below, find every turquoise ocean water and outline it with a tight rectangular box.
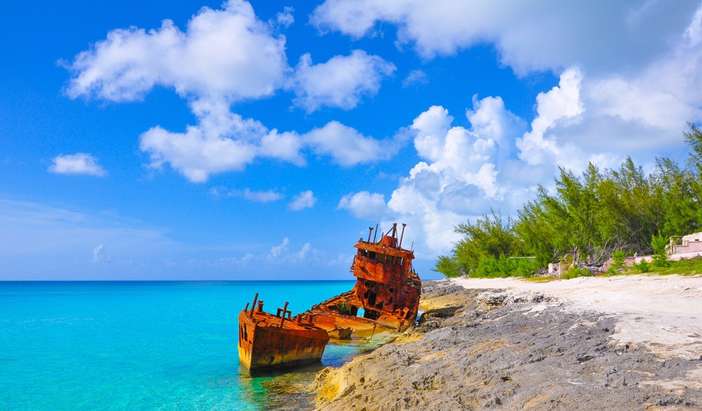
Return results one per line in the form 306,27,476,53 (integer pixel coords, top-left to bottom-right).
0,281,359,410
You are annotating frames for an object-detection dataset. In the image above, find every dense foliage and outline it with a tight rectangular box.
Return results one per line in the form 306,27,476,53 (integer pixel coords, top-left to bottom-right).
437,126,702,278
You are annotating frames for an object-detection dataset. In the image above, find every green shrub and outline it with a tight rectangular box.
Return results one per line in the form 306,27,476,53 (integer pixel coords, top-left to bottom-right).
651,234,670,268
634,260,651,273
652,254,670,268
608,250,626,274
471,255,539,278
561,266,592,279
640,256,702,275
435,213,526,278
435,256,462,278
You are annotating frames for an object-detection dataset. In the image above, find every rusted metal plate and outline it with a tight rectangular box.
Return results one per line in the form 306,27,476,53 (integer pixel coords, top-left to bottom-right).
237,296,329,371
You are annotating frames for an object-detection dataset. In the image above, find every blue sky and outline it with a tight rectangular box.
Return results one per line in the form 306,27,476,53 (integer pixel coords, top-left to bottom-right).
1,0,701,280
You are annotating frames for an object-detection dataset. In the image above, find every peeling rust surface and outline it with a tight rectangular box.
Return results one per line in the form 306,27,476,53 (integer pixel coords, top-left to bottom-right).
238,224,421,372
238,295,329,371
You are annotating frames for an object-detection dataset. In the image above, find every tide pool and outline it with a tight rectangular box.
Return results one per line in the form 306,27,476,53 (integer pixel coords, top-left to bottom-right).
0,281,358,410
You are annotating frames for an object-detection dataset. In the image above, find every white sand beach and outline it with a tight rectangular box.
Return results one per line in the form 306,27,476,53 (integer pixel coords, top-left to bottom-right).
454,275,702,361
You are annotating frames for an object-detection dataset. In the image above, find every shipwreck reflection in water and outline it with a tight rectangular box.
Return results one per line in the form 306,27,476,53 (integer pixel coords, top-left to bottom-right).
237,342,364,409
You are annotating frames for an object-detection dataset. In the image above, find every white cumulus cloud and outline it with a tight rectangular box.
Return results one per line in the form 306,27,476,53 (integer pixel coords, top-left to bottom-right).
290,50,395,112
66,0,286,102
289,190,316,211
338,191,387,220
49,153,106,177
140,113,404,181
311,0,699,75
259,130,306,166
275,6,295,28
402,69,428,87
516,68,584,168
138,99,267,182
65,0,404,182
304,121,406,166
66,0,293,182
384,96,525,255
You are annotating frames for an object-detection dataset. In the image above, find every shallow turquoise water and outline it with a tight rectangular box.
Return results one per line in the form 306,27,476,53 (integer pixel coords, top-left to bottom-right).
0,281,358,410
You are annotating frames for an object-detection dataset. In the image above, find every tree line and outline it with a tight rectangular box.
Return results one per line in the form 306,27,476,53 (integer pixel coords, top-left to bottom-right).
436,125,702,278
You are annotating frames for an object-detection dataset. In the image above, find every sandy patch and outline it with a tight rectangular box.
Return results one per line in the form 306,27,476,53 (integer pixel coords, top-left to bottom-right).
453,275,702,360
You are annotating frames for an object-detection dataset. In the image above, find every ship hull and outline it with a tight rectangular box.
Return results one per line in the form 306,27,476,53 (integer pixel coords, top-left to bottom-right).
307,309,393,339
238,311,329,371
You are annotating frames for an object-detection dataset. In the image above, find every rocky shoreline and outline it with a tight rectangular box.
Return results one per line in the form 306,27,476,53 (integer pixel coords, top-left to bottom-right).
311,280,702,410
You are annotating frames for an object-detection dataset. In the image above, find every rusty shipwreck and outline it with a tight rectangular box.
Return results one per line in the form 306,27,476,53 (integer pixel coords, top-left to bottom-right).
237,223,421,372
238,296,329,370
